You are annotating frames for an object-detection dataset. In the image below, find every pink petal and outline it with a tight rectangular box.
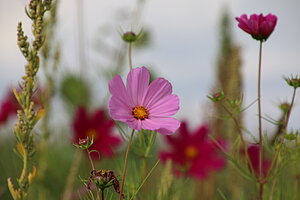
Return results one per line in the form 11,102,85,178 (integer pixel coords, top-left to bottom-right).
126,118,143,131
142,78,172,108
109,75,133,107
148,94,179,117
109,97,132,121
142,117,180,135
126,67,150,106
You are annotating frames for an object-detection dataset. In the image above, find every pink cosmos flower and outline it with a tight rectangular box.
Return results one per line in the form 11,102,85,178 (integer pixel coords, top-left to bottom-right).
236,13,277,41
108,67,180,135
72,107,122,159
160,122,226,179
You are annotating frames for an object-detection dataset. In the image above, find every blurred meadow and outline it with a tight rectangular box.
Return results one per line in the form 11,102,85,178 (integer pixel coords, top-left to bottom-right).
0,0,300,200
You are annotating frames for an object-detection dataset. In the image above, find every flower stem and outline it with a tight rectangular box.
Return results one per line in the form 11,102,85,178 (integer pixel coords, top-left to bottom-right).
119,129,135,200
87,149,95,170
101,189,105,200
258,41,264,200
285,88,297,130
87,149,100,200
128,42,133,70
129,160,160,200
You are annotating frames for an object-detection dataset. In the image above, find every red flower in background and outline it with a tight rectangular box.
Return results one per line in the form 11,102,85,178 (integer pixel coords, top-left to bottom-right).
0,87,43,125
247,144,271,177
160,122,226,180
236,13,277,42
72,107,122,159
0,91,19,125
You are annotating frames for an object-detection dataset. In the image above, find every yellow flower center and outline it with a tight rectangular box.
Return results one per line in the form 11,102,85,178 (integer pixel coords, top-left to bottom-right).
86,129,98,140
132,106,149,120
185,146,198,159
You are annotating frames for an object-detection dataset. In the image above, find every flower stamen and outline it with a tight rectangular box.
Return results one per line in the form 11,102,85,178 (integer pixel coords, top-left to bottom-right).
132,106,149,120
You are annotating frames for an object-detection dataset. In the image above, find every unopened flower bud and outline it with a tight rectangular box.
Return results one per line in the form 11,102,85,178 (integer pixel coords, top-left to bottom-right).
122,31,138,43
285,75,300,89
279,102,290,113
208,89,225,102
74,136,93,150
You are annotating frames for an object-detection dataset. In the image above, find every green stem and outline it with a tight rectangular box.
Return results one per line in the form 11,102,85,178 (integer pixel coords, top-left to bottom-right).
129,160,160,200
118,130,135,200
258,41,264,200
128,42,133,70
285,88,297,130
87,150,100,200
101,189,105,200
87,149,95,170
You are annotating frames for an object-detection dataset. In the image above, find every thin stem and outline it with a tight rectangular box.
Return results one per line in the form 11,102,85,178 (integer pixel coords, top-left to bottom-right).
258,41,264,200
61,150,82,200
128,42,133,70
221,104,246,147
220,104,255,176
87,149,95,170
87,150,100,200
101,189,105,200
260,183,264,200
129,160,160,200
269,179,277,200
285,88,297,130
20,148,28,185
118,129,135,200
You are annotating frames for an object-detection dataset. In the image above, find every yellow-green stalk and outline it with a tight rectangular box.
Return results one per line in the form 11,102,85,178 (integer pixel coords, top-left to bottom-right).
7,1,52,199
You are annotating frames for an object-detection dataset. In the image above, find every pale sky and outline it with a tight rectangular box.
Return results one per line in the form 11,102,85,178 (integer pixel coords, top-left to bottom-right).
0,0,299,138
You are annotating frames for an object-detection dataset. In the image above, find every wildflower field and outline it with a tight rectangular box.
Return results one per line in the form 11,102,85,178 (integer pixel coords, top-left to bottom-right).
1,0,300,200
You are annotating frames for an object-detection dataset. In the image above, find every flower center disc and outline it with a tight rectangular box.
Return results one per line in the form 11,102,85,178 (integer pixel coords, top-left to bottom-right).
185,146,198,159
132,106,149,120
86,129,98,140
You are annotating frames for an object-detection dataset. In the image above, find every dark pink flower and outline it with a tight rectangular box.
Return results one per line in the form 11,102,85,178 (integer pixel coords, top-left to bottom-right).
160,122,226,180
247,144,271,177
236,13,277,41
72,107,122,159
0,91,19,125
108,67,180,135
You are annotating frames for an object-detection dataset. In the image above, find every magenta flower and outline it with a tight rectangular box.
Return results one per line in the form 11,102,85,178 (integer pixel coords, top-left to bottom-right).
0,92,19,125
160,122,226,180
108,67,180,135
236,13,277,41
247,145,271,178
72,107,122,159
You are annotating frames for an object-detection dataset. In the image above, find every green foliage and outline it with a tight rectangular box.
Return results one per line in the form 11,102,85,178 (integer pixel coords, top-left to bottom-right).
60,75,91,108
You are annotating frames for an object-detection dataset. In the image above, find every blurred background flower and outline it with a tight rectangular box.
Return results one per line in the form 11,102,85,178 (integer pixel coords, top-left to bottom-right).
160,121,226,179
72,106,122,159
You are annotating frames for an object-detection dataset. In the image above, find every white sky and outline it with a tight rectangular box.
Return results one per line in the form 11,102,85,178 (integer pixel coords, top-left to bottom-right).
0,0,299,137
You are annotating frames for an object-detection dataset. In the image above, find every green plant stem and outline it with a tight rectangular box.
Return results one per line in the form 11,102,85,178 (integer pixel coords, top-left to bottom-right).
20,148,28,186
87,149,101,200
257,41,264,200
101,189,105,200
285,88,297,130
128,43,133,70
87,149,95,170
268,179,277,200
129,160,160,200
119,129,135,200
220,104,255,175
61,150,82,200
